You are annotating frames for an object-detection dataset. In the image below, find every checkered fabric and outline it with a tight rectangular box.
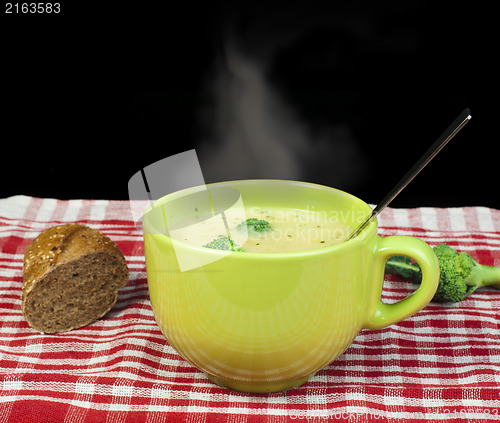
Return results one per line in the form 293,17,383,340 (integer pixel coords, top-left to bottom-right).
1,196,500,422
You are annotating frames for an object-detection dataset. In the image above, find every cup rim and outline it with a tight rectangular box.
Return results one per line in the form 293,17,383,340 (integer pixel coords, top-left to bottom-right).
143,179,378,258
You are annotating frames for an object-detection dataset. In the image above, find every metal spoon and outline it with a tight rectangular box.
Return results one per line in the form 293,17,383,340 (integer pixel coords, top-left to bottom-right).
348,108,472,240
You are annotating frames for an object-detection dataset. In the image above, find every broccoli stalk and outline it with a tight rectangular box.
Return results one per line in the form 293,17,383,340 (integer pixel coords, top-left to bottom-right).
464,259,500,296
386,243,500,303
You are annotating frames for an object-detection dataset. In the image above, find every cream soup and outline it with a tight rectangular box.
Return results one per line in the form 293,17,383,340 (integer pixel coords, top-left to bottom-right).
169,207,352,253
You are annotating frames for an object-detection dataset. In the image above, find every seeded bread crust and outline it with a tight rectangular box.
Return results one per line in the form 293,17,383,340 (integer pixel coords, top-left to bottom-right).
22,224,129,333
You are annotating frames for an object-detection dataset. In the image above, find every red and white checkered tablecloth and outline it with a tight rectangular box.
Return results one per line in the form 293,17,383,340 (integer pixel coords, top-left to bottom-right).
1,195,500,422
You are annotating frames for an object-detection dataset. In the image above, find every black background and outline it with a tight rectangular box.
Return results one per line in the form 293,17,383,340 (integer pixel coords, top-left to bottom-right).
1,1,496,207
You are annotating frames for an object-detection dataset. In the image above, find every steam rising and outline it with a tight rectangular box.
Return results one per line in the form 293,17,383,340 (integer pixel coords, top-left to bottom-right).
198,45,305,180
196,15,368,190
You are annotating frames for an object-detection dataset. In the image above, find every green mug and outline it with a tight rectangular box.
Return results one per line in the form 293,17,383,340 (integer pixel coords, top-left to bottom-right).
143,180,439,393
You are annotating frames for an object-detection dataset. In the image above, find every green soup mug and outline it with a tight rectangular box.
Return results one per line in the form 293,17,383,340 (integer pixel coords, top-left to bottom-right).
143,180,439,393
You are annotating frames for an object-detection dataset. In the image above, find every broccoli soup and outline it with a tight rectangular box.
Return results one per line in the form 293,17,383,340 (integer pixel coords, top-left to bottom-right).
169,207,352,253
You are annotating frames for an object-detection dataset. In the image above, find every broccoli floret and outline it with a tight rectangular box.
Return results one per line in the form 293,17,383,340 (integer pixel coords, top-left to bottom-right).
386,243,500,303
432,244,475,302
203,236,243,252
237,218,272,234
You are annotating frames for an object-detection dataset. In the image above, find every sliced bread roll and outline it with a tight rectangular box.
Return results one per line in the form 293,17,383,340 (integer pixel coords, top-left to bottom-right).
22,224,129,333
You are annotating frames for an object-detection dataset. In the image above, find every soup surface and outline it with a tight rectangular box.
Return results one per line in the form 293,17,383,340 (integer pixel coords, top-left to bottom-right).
169,207,352,253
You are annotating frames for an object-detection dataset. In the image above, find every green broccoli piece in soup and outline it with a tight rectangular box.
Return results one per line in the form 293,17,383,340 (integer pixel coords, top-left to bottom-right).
386,243,500,303
237,218,272,234
203,236,243,252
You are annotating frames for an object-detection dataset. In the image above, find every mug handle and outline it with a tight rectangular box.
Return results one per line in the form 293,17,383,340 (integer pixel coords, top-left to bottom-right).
364,235,439,330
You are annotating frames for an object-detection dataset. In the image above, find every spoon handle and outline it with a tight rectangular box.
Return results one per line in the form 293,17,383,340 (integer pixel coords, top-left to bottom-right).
348,108,472,240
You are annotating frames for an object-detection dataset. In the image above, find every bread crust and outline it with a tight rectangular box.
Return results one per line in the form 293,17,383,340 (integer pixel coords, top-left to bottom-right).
22,224,129,333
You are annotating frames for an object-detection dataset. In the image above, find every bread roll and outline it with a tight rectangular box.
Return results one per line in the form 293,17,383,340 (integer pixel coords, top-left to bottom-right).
22,224,129,333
